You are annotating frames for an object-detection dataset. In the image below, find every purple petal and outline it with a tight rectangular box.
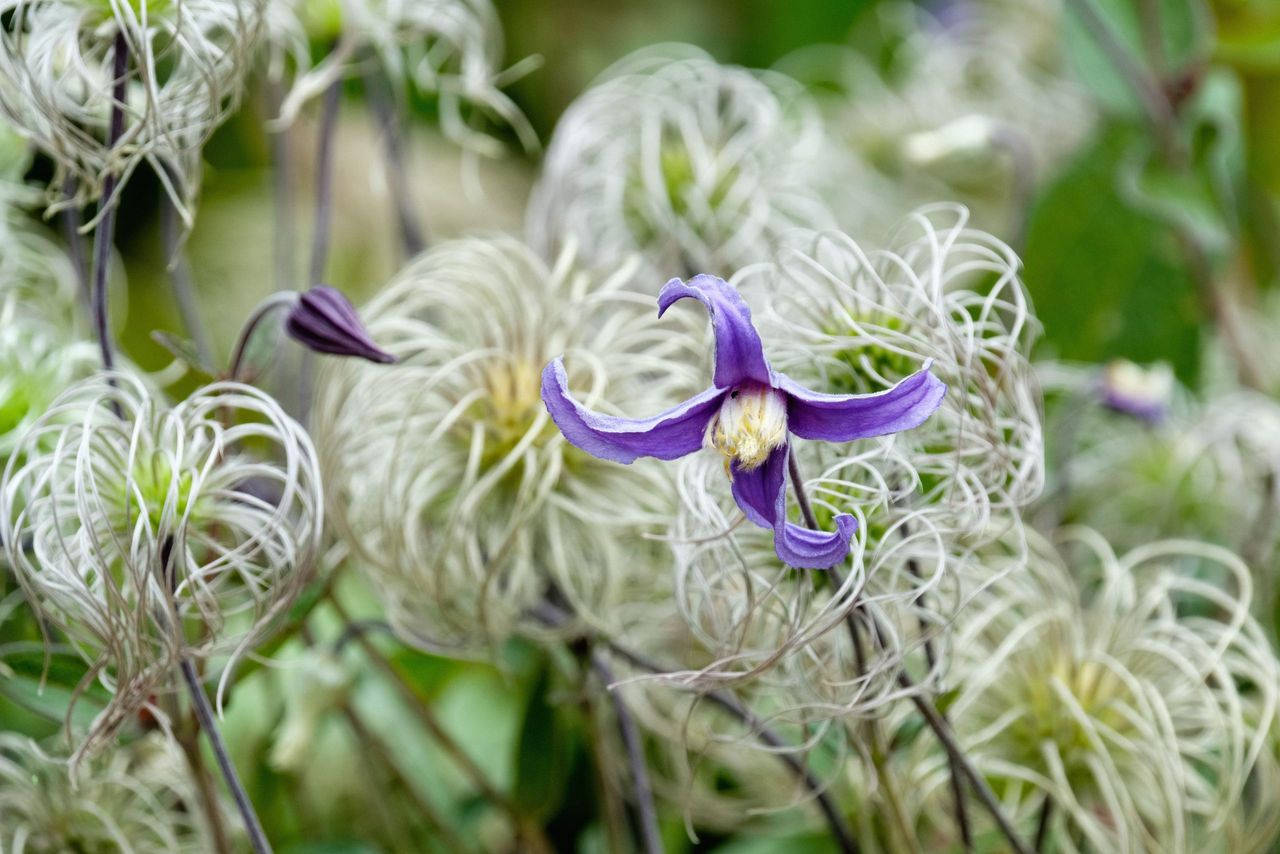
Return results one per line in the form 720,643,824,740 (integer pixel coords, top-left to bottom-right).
730,445,856,569
541,357,726,464
286,286,397,364
658,275,771,389
777,364,947,443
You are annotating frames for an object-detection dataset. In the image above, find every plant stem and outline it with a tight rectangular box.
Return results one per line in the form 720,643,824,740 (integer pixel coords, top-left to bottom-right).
591,650,664,854
1034,796,1053,852
226,292,297,381
326,596,552,853
309,80,341,289
91,30,130,374
785,454,1030,854
265,78,298,295
174,720,233,854
363,67,425,257
179,658,273,854
159,181,213,367
532,601,860,854
60,177,89,307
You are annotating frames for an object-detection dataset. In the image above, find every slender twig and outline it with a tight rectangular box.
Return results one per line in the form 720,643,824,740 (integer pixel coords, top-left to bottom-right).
180,659,273,854
60,177,89,307
786,455,1030,854
298,624,468,852
1065,0,1179,157
159,179,214,367
533,601,860,854
174,721,233,854
309,80,341,288
226,292,296,381
265,78,297,295
298,79,343,423
363,67,425,257
326,595,551,853
591,651,663,854
91,30,130,374
1034,796,1053,852
899,524,972,851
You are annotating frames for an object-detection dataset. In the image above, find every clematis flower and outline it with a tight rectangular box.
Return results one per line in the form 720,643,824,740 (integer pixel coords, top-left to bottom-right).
541,274,946,569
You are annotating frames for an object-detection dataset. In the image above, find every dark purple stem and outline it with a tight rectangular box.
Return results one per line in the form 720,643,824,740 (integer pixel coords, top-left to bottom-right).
364,68,425,257
591,651,663,854
787,455,1027,854
91,30,129,374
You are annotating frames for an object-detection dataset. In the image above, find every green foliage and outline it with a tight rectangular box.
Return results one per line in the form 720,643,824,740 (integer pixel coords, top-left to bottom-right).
1023,123,1203,380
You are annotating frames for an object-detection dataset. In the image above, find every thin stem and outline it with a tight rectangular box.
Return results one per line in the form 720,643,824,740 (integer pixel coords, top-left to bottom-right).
363,67,425,257
299,624,467,853
326,596,552,853
60,177,89,307
159,182,214,367
893,676,1031,854
591,650,663,854
174,722,233,854
901,534,972,851
265,78,297,295
91,30,130,374
1034,796,1053,852
533,601,860,854
786,456,1026,854
309,79,341,288
1065,0,1179,158
226,292,297,381
179,659,273,854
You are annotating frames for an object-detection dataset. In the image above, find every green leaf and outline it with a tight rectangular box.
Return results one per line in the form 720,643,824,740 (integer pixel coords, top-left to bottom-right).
150,330,215,377
1023,122,1202,382
512,657,578,821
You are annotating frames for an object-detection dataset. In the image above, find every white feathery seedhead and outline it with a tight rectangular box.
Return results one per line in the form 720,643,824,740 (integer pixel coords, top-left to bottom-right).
274,0,534,155
528,44,836,280
0,0,266,224
655,207,1041,703
900,528,1279,853
0,305,98,466
790,0,1094,240
311,236,704,656
0,372,322,761
0,733,209,851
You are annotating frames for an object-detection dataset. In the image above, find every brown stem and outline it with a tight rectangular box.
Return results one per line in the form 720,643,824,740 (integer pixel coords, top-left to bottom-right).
591,650,664,854
326,595,552,853
786,455,1027,854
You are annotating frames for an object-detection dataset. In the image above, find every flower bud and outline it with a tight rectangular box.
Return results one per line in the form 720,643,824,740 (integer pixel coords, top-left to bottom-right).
286,286,396,364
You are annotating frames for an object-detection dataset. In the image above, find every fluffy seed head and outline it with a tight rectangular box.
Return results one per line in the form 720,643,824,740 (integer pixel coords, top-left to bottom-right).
0,372,322,761
528,45,835,280
0,0,266,223
901,528,1279,852
0,733,209,852
312,236,704,655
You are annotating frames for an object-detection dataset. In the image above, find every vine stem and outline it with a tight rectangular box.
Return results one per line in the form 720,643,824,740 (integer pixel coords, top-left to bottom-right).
179,659,273,854
91,30,130,374
159,176,214,367
591,650,664,854
363,67,425,257
326,597,553,853
532,601,860,854
226,292,297,381
786,453,1031,854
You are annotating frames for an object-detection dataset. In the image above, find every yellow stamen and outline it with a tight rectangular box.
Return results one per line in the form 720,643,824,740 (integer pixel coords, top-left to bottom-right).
706,386,788,471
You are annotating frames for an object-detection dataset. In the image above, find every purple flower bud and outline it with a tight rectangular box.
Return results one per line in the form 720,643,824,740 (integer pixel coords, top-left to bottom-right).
285,286,396,364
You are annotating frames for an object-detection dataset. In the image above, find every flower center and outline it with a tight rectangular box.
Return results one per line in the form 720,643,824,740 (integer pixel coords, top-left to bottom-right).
706,385,788,471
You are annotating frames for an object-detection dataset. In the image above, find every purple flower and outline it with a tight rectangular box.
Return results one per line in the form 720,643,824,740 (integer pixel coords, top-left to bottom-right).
286,286,396,364
540,274,947,569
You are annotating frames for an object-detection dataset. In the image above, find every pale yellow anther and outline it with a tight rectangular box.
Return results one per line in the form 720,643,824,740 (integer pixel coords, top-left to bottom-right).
705,386,788,471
